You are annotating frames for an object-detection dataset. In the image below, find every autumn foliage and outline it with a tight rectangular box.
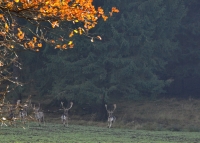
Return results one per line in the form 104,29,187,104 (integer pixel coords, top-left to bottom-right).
0,0,119,119
0,0,119,51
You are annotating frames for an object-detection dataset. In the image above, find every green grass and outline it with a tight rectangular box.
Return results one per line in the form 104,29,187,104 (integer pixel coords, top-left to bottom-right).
0,122,200,143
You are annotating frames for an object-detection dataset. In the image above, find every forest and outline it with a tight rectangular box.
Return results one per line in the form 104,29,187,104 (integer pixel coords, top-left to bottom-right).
1,0,200,122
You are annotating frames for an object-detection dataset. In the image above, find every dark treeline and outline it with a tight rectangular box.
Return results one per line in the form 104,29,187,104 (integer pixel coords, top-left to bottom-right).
10,0,200,111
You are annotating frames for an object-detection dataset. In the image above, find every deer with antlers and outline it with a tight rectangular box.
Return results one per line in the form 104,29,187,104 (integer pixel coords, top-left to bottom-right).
105,104,117,128
16,95,32,125
33,103,45,126
17,100,28,124
60,102,73,127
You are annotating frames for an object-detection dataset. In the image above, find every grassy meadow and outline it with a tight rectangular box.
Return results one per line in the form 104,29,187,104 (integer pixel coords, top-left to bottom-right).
0,122,200,143
1,99,200,143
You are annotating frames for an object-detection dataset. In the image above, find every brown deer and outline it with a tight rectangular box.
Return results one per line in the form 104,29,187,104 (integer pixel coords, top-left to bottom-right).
60,102,73,127
105,104,116,128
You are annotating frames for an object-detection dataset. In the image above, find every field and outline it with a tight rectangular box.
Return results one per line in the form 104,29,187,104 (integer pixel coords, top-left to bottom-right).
0,122,200,143
1,98,200,142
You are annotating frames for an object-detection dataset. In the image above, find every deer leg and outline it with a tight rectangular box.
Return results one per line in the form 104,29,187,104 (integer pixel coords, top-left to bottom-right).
39,119,41,126
44,117,45,126
63,119,65,126
107,121,110,128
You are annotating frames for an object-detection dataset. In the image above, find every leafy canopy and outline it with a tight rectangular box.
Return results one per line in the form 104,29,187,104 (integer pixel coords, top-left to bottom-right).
0,0,118,100
0,0,119,51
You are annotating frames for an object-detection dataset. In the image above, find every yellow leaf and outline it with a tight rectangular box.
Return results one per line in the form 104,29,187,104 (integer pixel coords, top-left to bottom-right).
5,23,9,32
14,0,19,3
79,28,82,35
68,41,73,45
74,29,78,33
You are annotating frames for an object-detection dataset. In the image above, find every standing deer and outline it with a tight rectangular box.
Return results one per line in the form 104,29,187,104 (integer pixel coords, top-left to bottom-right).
33,103,45,126
105,104,116,128
17,100,28,124
17,96,32,125
17,95,31,124
60,102,73,127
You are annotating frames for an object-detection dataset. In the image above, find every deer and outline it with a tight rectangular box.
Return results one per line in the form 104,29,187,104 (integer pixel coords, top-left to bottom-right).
105,104,116,128
6,104,17,126
16,95,32,125
17,100,28,124
33,103,45,126
60,101,73,127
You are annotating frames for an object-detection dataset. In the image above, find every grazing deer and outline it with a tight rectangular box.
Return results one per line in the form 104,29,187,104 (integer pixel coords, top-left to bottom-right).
60,102,73,127
105,104,116,128
33,103,45,126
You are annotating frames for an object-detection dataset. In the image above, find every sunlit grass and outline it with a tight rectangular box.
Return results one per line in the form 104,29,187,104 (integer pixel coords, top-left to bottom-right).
0,122,200,143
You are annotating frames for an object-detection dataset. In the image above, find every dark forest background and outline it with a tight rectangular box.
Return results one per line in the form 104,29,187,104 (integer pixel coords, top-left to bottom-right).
9,0,200,115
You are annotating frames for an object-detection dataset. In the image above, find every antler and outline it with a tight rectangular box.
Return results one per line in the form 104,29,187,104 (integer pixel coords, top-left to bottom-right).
105,104,108,111
67,102,73,110
113,104,116,111
61,102,64,109
25,95,32,104
61,102,73,110
38,103,40,110
16,100,21,106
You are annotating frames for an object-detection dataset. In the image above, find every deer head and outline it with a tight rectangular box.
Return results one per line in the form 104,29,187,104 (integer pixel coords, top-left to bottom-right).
105,104,116,112
61,102,73,110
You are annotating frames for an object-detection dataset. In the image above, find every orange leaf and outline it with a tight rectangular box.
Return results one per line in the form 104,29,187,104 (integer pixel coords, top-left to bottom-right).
49,40,55,44
62,44,67,49
111,7,119,13
69,44,74,48
51,21,59,28
69,31,74,37
55,44,61,49
37,43,42,47
97,36,102,40
102,15,108,21
33,37,37,43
